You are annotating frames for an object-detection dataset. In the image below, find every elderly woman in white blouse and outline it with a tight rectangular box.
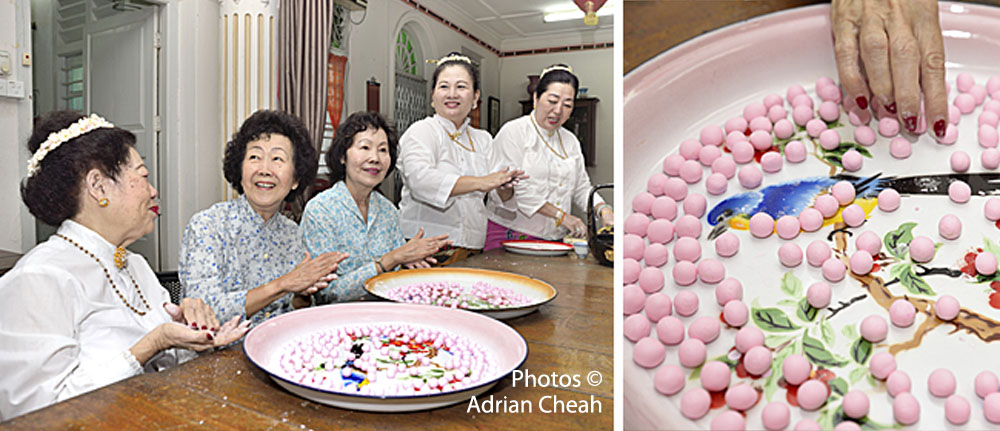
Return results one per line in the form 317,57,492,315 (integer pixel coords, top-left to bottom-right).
0,111,248,420
485,65,614,249
397,52,526,264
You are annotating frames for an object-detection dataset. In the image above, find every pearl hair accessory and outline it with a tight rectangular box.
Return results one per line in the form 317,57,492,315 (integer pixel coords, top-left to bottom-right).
540,64,573,78
426,53,473,65
26,114,115,178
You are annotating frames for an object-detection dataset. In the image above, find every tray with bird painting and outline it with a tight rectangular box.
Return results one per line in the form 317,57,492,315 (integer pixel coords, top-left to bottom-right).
624,3,1000,430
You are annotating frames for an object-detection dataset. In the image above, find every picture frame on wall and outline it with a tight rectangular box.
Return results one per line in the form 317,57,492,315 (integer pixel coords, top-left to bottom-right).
488,96,500,136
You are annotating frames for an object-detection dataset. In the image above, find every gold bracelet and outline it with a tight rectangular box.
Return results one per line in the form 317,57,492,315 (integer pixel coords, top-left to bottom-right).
555,209,566,227
375,259,386,273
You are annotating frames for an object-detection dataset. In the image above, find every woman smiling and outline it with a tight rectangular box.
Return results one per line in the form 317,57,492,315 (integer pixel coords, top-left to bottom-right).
179,110,347,324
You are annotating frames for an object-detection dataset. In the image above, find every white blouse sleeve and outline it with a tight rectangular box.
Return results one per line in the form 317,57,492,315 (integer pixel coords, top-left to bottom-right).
0,267,142,420
398,121,461,209
495,120,548,216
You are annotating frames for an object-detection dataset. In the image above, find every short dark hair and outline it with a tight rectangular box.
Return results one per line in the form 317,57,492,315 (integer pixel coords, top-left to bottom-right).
223,110,317,202
534,64,579,100
21,110,135,226
326,111,398,184
432,51,479,92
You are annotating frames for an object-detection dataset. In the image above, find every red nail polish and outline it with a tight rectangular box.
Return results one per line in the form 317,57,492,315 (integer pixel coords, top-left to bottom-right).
904,116,918,132
934,119,947,138
206,332,214,341
190,322,197,329
886,102,897,114
201,325,207,330
855,96,868,110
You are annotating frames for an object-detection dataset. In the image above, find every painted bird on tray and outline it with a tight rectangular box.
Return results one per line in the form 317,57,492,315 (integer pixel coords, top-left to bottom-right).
706,172,1000,240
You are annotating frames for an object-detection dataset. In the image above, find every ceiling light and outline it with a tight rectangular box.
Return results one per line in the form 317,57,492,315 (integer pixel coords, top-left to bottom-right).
543,4,613,23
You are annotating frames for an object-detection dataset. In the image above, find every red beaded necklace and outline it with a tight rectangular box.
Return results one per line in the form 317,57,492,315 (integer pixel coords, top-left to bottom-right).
56,233,150,316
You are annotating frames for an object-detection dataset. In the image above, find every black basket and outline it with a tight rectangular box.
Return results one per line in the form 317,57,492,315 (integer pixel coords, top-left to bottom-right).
156,271,183,305
587,184,613,267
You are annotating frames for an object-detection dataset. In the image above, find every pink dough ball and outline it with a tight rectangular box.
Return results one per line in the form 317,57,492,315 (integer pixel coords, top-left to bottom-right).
623,234,644,260
654,364,685,396
674,290,699,316
744,102,768,121
624,258,640,284
723,300,749,327
977,250,998,275
794,419,823,431
774,118,794,138
887,370,911,397
849,109,871,126
700,126,725,147
749,116,773,134
893,392,921,425
856,230,882,255
782,353,812,385
787,84,807,101
981,124,1000,148
643,292,673,322
850,250,874,275
928,368,957,397
679,139,702,160
939,214,963,240
909,236,935,263
651,196,678,221
674,237,701,262
738,165,763,189
679,160,703,184
986,392,1000,423
778,243,804,267
977,371,999,399
792,104,814,126
889,137,911,159
749,130,772,151
731,141,755,164
689,315,721,344
623,284,646,315
973,84,989,104
806,118,828,137
633,337,665,368
761,152,783,173
711,156,737,178
990,76,1000,94
684,193,708,218
861,315,888,342
832,181,856,205
761,402,791,431
955,92,976,114
957,73,975,92
814,194,840,218
854,126,876,146
797,380,829,411
638,266,664,293
744,346,772,376
939,123,959,145
806,241,832,267
716,278,743,305
799,208,824,232
700,360,732,392
819,129,841,150
734,326,763,353
725,384,759,411
647,219,675,244
987,197,1000,220
699,145,722,167
663,154,685,176
952,150,972,172
878,117,900,137
822,257,847,282
785,140,807,163
983,148,1000,169
792,93,814,109
632,192,655,215
842,149,863,171
673,261,698,287
807,282,832,308
681,388,712,419
643,243,669,267
624,314,651,342
842,204,866,227
706,173,728,196
819,100,840,122
889,299,916,327
698,258,726,284
834,421,860,431
624,213,650,236
878,188,901,212
725,116,748,134
675,214,702,239
678,338,707,368
749,212,775,238
656,315,685,345
726,130,748,148
764,93,784,108
935,295,960,321
946,395,971,425
870,351,897,380
982,110,1000,127
949,104,962,125
775,215,801,239
647,173,669,196
715,232,740,257
842,390,870,419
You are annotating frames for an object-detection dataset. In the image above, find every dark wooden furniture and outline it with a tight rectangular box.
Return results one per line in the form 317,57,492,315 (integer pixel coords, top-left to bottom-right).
0,249,612,430
520,97,599,167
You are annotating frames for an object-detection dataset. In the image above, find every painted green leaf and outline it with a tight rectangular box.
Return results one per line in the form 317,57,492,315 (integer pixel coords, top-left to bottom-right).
898,265,936,296
889,262,911,281
841,324,858,340
796,298,818,322
985,237,1000,263
777,298,798,307
765,346,793,401
884,222,918,259
820,318,835,346
824,155,843,168
690,353,737,380
849,366,868,384
851,337,872,365
803,334,848,368
753,307,800,332
765,334,795,349
817,405,836,430
781,271,803,298
829,377,848,396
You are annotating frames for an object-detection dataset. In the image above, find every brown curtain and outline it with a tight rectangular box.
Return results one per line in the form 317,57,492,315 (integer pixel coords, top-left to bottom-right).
278,0,336,221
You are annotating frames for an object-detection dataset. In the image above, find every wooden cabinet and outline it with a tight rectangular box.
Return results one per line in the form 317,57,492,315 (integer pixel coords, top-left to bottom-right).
520,97,599,167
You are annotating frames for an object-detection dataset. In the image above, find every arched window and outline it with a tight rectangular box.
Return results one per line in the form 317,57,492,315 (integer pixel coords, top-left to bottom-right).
394,25,428,135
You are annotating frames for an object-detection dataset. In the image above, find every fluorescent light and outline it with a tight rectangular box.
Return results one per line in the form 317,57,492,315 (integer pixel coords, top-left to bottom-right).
543,5,614,23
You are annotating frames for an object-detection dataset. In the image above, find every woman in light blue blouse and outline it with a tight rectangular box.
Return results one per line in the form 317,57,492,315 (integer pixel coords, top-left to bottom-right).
301,111,451,303
179,110,348,324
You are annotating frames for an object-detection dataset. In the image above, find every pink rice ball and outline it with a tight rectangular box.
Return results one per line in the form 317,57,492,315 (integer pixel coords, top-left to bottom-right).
983,148,1000,169
738,165,763,189
952,150,972,172
784,140,807,163
889,137,911,159
841,149,863,171
854,126,876,146
878,188,901,212
748,212,775,238
939,214,963,240
778,243,803,267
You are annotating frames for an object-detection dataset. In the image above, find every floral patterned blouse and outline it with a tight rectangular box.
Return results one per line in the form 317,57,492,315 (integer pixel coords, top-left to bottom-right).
179,195,304,324
300,181,404,303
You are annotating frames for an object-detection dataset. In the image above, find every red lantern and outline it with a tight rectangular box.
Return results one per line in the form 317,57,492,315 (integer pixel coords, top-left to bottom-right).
573,0,607,26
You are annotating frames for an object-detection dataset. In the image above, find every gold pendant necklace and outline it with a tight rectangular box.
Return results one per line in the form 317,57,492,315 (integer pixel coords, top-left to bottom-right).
56,233,150,316
530,115,567,160
448,129,475,152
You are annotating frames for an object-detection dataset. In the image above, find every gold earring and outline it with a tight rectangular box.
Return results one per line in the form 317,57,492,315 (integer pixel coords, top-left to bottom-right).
99,198,109,207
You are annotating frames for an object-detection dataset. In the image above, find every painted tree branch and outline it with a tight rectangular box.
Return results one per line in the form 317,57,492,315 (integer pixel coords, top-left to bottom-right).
826,294,867,319
884,265,964,287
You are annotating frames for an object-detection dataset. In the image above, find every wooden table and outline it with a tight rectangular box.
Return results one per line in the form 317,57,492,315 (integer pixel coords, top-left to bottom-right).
0,249,612,430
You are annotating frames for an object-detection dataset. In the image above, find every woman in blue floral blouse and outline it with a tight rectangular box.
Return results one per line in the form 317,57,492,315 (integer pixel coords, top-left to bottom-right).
301,111,451,303
179,110,348,324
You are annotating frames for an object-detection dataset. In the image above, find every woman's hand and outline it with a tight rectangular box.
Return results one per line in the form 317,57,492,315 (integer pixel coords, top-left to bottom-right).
562,214,587,239
279,251,348,295
155,315,250,352
600,209,614,227
402,257,436,269
480,167,528,192
383,228,451,270
831,0,946,138
169,298,220,332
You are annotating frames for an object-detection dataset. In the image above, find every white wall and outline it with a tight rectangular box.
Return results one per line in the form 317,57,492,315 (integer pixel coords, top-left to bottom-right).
499,48,614,204
0,0,35,253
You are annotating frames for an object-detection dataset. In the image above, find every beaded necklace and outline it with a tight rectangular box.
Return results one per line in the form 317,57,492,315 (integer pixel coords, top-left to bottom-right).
530,115,567,160
56,233,150,316
448,128,475,152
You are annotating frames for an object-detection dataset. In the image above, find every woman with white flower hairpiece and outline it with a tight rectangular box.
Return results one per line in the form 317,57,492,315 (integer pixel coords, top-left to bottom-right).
484,64,614,250
0,111,249,420
396,52,528,265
